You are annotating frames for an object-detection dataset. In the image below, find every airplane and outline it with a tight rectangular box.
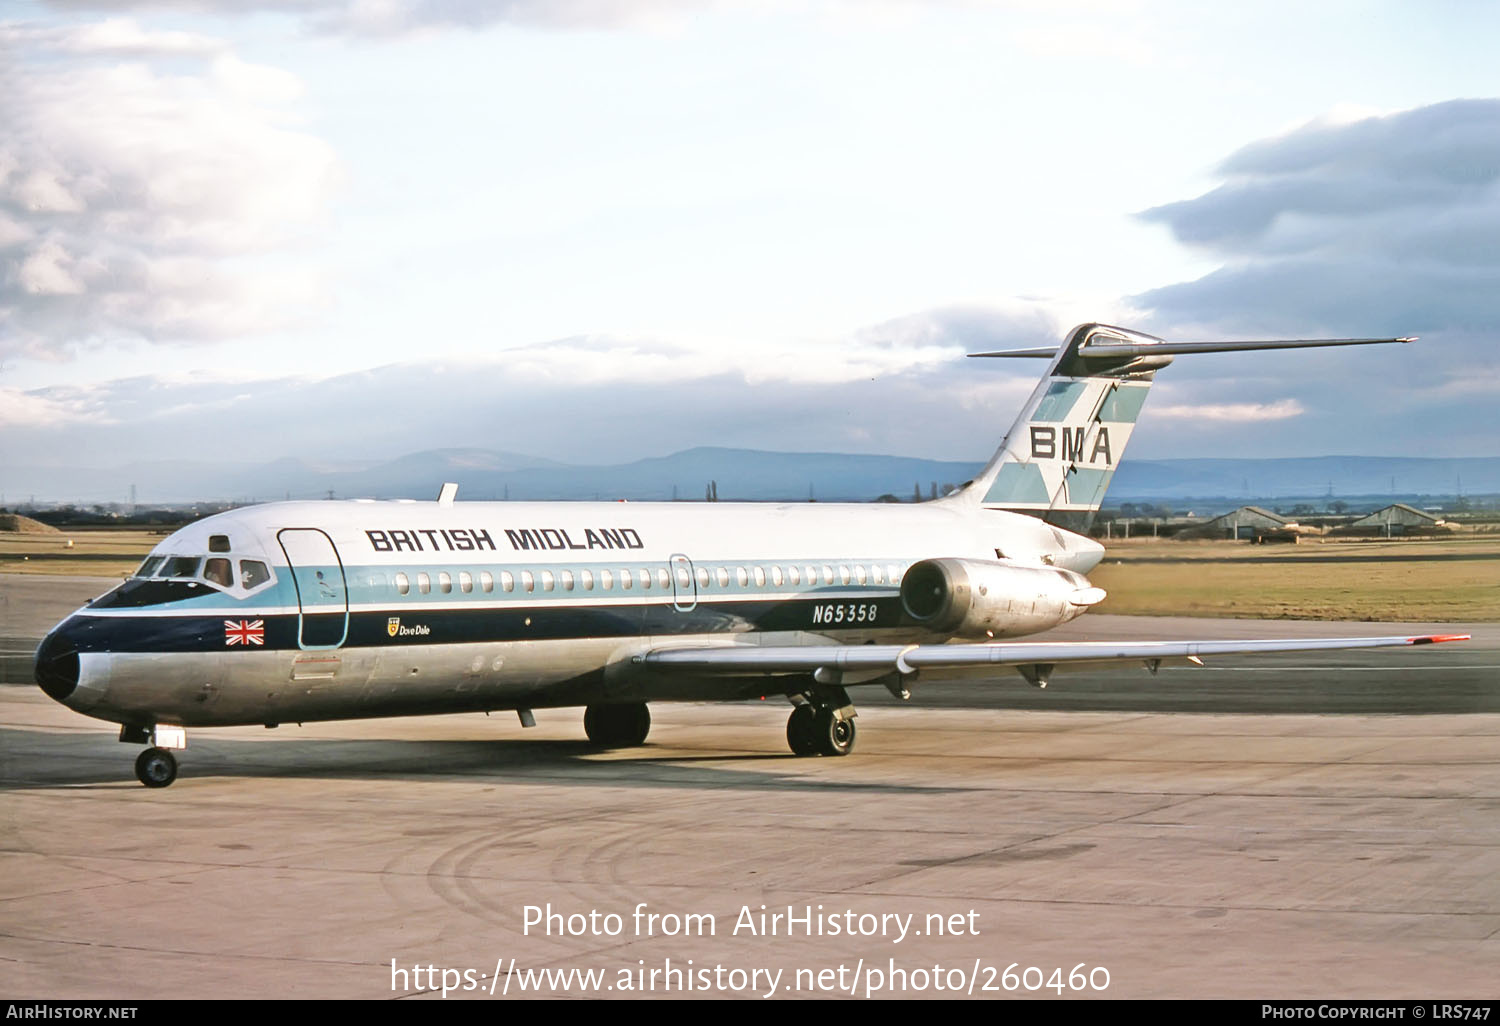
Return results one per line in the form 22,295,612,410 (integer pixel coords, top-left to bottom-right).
33,323,1469,787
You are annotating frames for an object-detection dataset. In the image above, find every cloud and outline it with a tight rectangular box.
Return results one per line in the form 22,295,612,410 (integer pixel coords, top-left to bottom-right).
41,0,993,38
1135,99,1500,338
41,0,738,36
1149,399,1303,422
9,291,1489,480
0,19,339,360
0,17,227,56
0,384,115,428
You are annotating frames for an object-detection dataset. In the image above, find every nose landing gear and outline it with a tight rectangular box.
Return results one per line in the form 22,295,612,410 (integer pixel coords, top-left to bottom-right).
122,724,186,787
134,747,178,788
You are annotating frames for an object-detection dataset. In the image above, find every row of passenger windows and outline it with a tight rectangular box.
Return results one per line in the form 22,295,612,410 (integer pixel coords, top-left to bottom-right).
389,563,905,597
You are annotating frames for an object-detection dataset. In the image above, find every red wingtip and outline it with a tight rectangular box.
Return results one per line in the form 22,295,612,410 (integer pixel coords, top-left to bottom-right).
1408,634,1471,645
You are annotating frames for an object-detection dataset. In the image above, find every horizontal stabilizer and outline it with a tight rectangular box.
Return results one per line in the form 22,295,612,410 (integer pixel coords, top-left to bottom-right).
968,346,1058,358
970,335,1416,359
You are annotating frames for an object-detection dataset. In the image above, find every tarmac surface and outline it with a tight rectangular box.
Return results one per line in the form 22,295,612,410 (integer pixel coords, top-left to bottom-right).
2,574,1497,999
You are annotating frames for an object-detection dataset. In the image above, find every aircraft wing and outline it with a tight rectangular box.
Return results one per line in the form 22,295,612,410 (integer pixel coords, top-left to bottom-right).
640,634,1469,681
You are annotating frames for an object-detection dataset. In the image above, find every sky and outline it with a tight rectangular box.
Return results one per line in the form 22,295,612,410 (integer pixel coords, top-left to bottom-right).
2,0,1498,483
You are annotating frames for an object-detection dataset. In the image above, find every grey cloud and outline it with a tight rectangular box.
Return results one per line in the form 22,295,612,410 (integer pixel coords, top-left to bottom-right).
1142,100,1500,251
1132,99,1500,422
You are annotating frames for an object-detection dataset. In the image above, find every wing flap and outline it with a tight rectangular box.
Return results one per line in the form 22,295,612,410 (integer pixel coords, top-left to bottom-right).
640,635,1469,677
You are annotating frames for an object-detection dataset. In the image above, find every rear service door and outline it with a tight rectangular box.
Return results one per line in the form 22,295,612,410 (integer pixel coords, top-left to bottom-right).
277,528,349,649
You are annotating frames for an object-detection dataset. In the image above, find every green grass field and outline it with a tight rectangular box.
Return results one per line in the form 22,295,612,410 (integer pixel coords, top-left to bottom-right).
1090,536,1500,621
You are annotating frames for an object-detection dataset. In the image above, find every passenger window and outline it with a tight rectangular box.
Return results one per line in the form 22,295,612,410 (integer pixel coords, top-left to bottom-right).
600,569,613,590
736,567,748,587
560,570,574,591
395,572,410,595
500,571,514,592
838,565,850,585
166,556,201,578
480,571,493,593
676,567,691,588
805,566,818,585
439,571,453,594
459,571,473,593
581,569,594,590
872,565,884,585
696,567,710,588
854,565,867,585
771,566,783,587
788,565,800,586
822,565,834,585
888,564,902,583
203,558,233,589
208,535,230,553
657,568,670,589
418,573,431,594
521,571,534,592
753,566,766,587
541,570,555,592
136,556,165,578
639,569,651,590
621,569,633,590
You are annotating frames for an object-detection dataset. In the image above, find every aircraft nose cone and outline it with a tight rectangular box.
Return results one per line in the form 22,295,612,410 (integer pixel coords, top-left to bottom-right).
34,626,80,703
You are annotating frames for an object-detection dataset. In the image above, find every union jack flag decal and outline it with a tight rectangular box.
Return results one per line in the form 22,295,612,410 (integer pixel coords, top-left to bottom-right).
224,620,265,646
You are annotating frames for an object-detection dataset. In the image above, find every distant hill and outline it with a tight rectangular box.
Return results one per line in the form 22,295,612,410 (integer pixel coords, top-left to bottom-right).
3,448,1497,505
0,513,61,533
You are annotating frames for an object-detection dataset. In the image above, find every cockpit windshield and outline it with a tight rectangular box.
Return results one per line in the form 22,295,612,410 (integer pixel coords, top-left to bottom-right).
164,556,201,578
130,552,274,594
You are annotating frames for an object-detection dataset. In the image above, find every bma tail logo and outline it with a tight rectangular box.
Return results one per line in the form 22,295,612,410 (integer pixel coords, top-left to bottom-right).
1030,425,1112,465
387,617,400,637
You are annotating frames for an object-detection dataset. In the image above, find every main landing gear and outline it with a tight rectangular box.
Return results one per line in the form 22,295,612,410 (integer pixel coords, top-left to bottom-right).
122,723,186,787
786,687,857,757
584,702,652,748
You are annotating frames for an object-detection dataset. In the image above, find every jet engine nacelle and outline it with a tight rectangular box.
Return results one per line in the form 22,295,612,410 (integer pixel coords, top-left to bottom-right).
899,558,1105,639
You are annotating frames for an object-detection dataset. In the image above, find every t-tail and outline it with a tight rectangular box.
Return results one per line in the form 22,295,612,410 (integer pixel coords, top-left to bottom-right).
955,323,1416,533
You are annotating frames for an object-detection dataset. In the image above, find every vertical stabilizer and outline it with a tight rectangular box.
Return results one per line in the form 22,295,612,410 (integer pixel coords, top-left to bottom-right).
959,324,1164,532
957,324,1415,532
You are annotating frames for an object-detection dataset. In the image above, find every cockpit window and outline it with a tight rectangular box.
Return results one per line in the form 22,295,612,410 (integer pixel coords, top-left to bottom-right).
164,556,201,578
203,558,234,589
136,556,165,578
240,560,271,590
209,534,231,553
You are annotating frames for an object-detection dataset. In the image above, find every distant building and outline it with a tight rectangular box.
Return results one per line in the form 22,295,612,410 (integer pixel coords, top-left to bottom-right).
1179,505,1296,540
1347,503,1448,536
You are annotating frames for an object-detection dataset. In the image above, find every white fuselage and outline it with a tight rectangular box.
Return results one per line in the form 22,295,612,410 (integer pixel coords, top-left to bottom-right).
36,497,1103,729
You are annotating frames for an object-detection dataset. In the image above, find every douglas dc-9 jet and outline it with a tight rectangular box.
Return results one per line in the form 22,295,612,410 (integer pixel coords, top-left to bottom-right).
34,324,1467,786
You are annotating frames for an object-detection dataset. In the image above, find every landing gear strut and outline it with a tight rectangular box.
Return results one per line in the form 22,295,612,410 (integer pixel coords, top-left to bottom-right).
786,687,857,757
583,703,651,748
124,723,186,787
134,747,178,788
